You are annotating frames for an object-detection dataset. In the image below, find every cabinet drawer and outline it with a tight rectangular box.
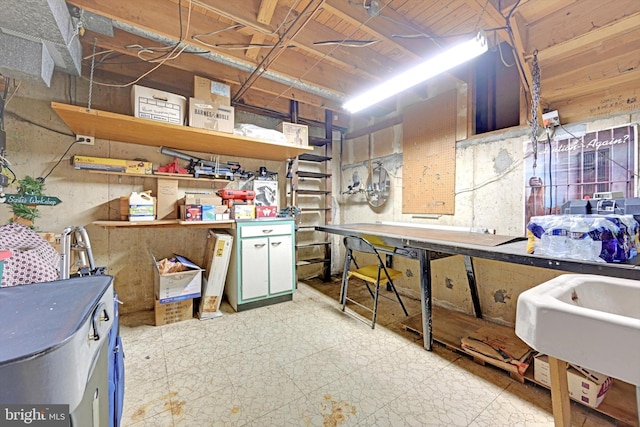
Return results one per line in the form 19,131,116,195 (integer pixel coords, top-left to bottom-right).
240,223,291,238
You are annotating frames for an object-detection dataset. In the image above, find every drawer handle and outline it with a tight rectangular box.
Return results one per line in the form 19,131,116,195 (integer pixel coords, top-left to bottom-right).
271,242,282,246
254,243,266,248
262,229,274,234
89,302,109,341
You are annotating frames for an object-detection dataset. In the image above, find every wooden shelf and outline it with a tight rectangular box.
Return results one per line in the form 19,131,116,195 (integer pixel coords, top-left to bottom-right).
85,170,230,188
92,220,236,229
52,102,314,161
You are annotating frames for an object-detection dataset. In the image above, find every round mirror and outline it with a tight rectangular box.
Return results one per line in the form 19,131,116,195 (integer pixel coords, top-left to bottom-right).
365,165,391,208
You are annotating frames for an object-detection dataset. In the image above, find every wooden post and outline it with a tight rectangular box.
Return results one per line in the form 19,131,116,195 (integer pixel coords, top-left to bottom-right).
548,356,571,427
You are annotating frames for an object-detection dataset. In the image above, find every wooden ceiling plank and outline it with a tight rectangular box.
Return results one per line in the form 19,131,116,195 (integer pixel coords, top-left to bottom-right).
543,56,640,100
525,0,640,52
77,0,386,88
68,0,366,98
233,0,325,102
548,80,640,123
189,0,393,79
246,33,266,61
543,71,640,101
80,29,344,111
323,0,440,60
536,12,640,62
190,0,272,34
257,0,279,25
509,0,571,25
540,26,640,80
428,6,476,36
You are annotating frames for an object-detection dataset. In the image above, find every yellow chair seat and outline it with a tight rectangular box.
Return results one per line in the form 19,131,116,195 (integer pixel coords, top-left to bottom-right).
348,265,403,285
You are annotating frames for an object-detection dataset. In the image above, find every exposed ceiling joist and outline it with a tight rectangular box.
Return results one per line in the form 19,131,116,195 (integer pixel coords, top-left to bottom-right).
10,0,635,126
257,0,279,25
232,0,326,102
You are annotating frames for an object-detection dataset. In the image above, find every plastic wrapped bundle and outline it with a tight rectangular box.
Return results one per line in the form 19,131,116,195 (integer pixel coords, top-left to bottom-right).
526,214,639,263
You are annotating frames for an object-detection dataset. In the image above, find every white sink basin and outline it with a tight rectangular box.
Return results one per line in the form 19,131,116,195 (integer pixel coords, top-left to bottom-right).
516,274,640,385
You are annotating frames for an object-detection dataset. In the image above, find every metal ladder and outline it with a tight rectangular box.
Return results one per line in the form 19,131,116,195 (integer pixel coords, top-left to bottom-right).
59,226,106,280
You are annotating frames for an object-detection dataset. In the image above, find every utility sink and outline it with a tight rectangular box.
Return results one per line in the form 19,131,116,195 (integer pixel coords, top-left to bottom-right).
516,274,640,386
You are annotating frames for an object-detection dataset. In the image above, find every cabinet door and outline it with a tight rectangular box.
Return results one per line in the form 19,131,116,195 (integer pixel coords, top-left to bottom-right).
241,238,269,300
268,235,294,294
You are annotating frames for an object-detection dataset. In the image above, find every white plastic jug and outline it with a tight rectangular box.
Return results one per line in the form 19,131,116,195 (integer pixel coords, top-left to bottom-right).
129,191,155,221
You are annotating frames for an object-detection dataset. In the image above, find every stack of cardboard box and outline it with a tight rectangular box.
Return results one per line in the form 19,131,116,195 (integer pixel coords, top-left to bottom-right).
179,193,229,222
189,76,234,133
130,77,234,133
152,254,203,326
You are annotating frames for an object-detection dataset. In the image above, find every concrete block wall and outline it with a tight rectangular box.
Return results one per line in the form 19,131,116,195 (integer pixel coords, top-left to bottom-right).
334,91,640,325
1,72,285,314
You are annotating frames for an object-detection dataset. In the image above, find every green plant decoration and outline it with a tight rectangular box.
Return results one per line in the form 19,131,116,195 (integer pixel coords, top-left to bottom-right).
9,176,45,228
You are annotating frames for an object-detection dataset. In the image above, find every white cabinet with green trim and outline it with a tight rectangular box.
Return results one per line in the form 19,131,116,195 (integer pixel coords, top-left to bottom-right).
225,219,296,311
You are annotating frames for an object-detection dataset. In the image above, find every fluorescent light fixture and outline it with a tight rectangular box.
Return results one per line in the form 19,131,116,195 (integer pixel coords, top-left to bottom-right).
343,31,488,113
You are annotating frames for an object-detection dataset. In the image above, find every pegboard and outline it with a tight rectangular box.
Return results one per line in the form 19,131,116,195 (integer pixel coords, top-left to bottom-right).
402,91,457,214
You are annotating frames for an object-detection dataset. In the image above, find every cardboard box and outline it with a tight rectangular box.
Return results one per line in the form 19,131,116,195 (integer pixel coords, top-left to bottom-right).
157,178,178,219
276,122,308,146
201,205,215,221
73,155,152,174
188,98,234,133
183,193,221,206
183,204,202,221
256,205,278,218
193,76,231,106
534,354,613,408
153,254,203,303
230,204,255,219
198,232,234,320
155,298,193,326
200,205,226,220
253,180,278,208
132,85,186,125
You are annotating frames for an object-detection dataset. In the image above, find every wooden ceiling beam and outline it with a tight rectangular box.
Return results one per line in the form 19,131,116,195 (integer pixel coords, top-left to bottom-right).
542,56,640,100
525,0,640,52
257,0,279,25
183,0,395,80
67,0,364,99
245,33,266,62
535,11,640,62
323,0,439,60
233,0,325,102
467,0,534,93
79,29,345,112
549,79,640,124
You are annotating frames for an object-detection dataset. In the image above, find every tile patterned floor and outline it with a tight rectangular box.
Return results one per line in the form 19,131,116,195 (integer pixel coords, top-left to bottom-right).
120,282,618,427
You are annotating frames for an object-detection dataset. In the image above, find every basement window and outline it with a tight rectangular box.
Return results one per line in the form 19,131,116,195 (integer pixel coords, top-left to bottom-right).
473,41,520,135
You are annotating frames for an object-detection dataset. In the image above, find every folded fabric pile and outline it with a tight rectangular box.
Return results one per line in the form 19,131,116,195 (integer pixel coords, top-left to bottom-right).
0,223,61,286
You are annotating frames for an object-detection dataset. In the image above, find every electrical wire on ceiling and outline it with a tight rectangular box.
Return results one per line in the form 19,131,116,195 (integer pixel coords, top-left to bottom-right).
313,39,380,47
391,27,506,39
191,24,243,47
190,2,306,50
232,0,326,102
80,0,194,88
263,0,395,110
191,2,380,51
